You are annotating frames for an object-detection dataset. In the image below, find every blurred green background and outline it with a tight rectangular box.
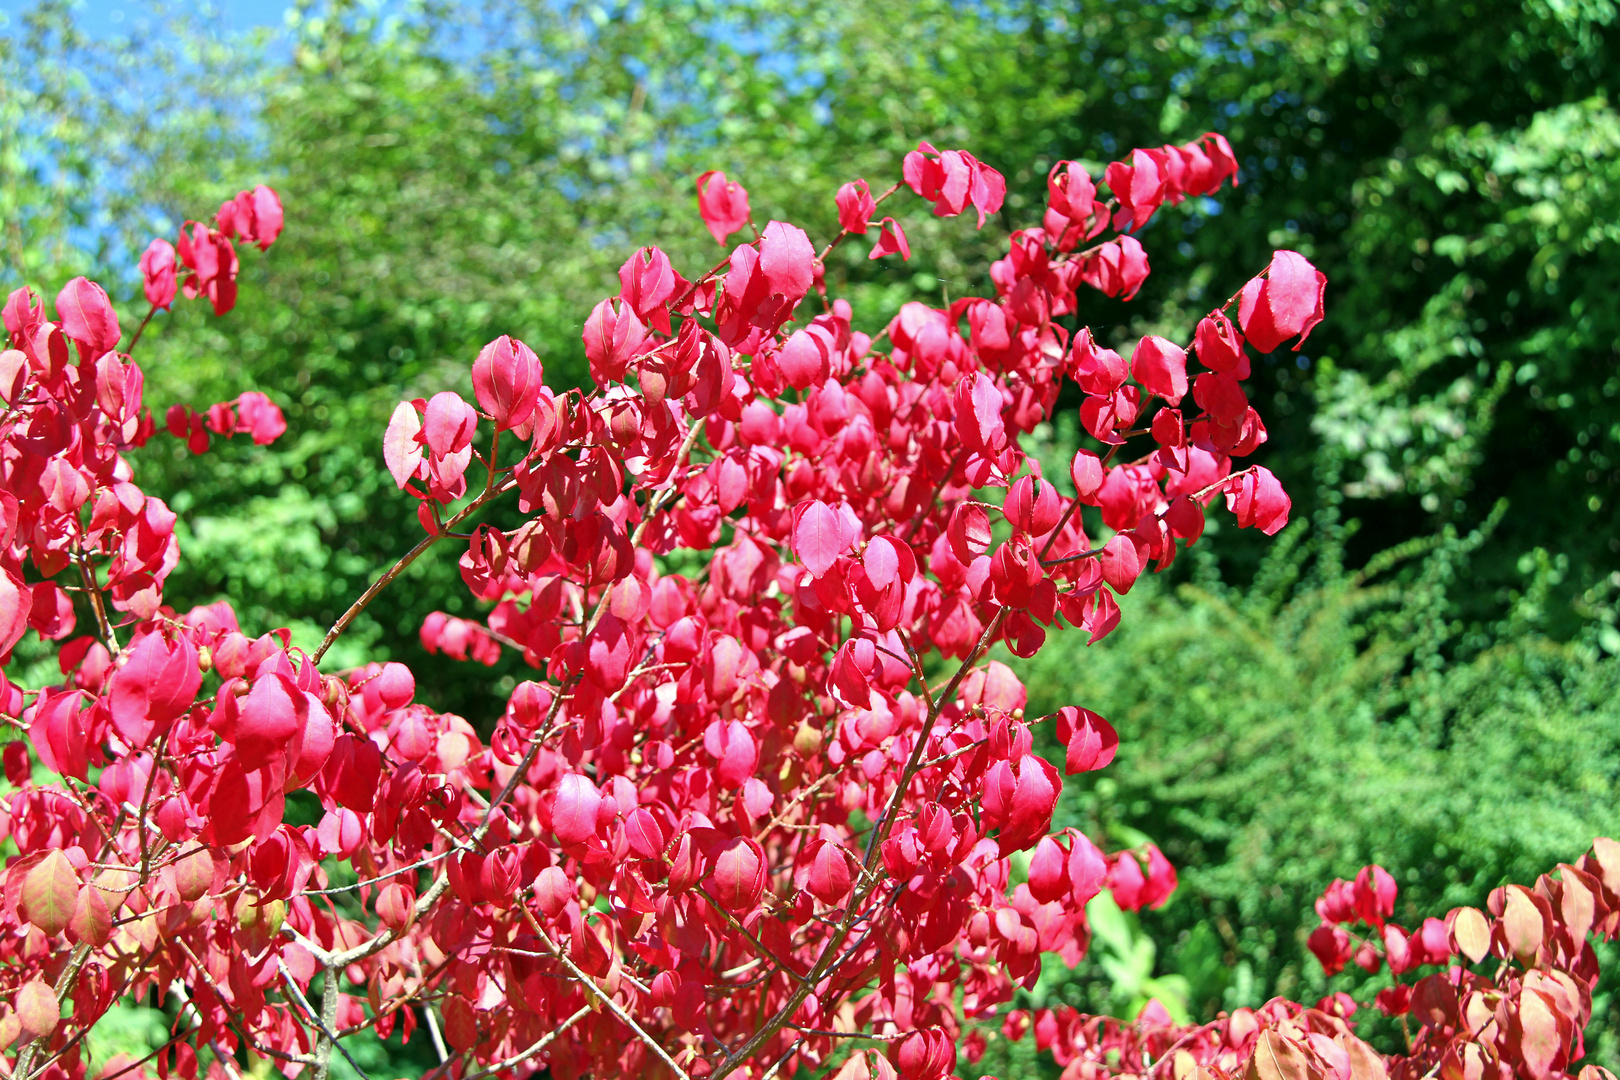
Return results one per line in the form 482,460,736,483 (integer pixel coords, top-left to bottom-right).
5,0,1620,1072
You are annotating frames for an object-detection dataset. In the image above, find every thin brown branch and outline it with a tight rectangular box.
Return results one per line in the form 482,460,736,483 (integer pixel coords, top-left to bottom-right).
900,448,965,544
530,922,691,1080
124,302,159,354
457,1005,591,1080
714,607,1008,1079
313,475,517,664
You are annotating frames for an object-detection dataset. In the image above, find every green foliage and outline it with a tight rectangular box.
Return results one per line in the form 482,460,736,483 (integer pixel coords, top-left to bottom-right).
81,1001,170,1075
1019,501,1620,1055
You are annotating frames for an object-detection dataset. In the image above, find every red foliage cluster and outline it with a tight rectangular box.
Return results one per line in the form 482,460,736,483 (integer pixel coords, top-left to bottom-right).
0,132,1609,1080
995,843,1620,1080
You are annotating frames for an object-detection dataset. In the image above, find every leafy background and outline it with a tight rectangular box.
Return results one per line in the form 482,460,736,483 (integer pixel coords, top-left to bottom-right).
4,0,1620,1073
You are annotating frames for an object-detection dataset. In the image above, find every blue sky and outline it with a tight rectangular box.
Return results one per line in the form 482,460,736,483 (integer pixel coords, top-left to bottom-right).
0,0,293,37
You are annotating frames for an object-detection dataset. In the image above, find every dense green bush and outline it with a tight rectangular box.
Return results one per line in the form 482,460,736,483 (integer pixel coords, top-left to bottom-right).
1015,486,1620,1062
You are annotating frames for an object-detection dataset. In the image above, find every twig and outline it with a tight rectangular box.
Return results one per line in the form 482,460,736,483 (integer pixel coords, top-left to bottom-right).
422,1002,449,1065
530,923,691,1080
900,448,965,543
327,675,575,969
896,629,934,711
301,848,452,897
283,960,369,1080
755,772,835,842
91,1025,203,1080
695,886,807,985
74,551,120,657
452,1005,591,1080
758,1039,804,1080
1041,548,1104,568
714,608,1007,1079
170,983,248,1080
137,732,169,885
124,302,159,354
815,181,905,262
313,476,518,664
1039,493,1085,562
14,944,93,1080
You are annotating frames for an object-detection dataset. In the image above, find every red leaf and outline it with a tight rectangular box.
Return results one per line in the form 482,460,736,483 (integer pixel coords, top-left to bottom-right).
441,996,479,1054
1266,250,1326,344
710,837,767,914
230,673,305,757
383,401,423,489
947,504,993,565
1051,706,1118,774
1131,335,1188,405
1099,532,1145,594
19,849,79,937
1225,467,1291,535
625,808,666,860
55,276,121,360
15,978,59,1042
552,772,602,846
1070,450,1105,502
534,866,574,918
108,630,201,750
792,499,854,578
1068,832,1108,905
804,839,854,906
1238,250,1326,353
981,753,1061,854
1027,836,1068,904
0,567,32,660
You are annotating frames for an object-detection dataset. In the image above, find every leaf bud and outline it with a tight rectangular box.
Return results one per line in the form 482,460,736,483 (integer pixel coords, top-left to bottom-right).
793,720,823,757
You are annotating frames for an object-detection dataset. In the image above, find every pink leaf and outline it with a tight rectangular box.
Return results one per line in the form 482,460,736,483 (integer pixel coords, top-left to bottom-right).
710,836,767,914
697,171,752,246
383,401,423,489
55,276,121,360
552,772,602,846
1131,335,1188,405
792,499,853,578
108,630,201,750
